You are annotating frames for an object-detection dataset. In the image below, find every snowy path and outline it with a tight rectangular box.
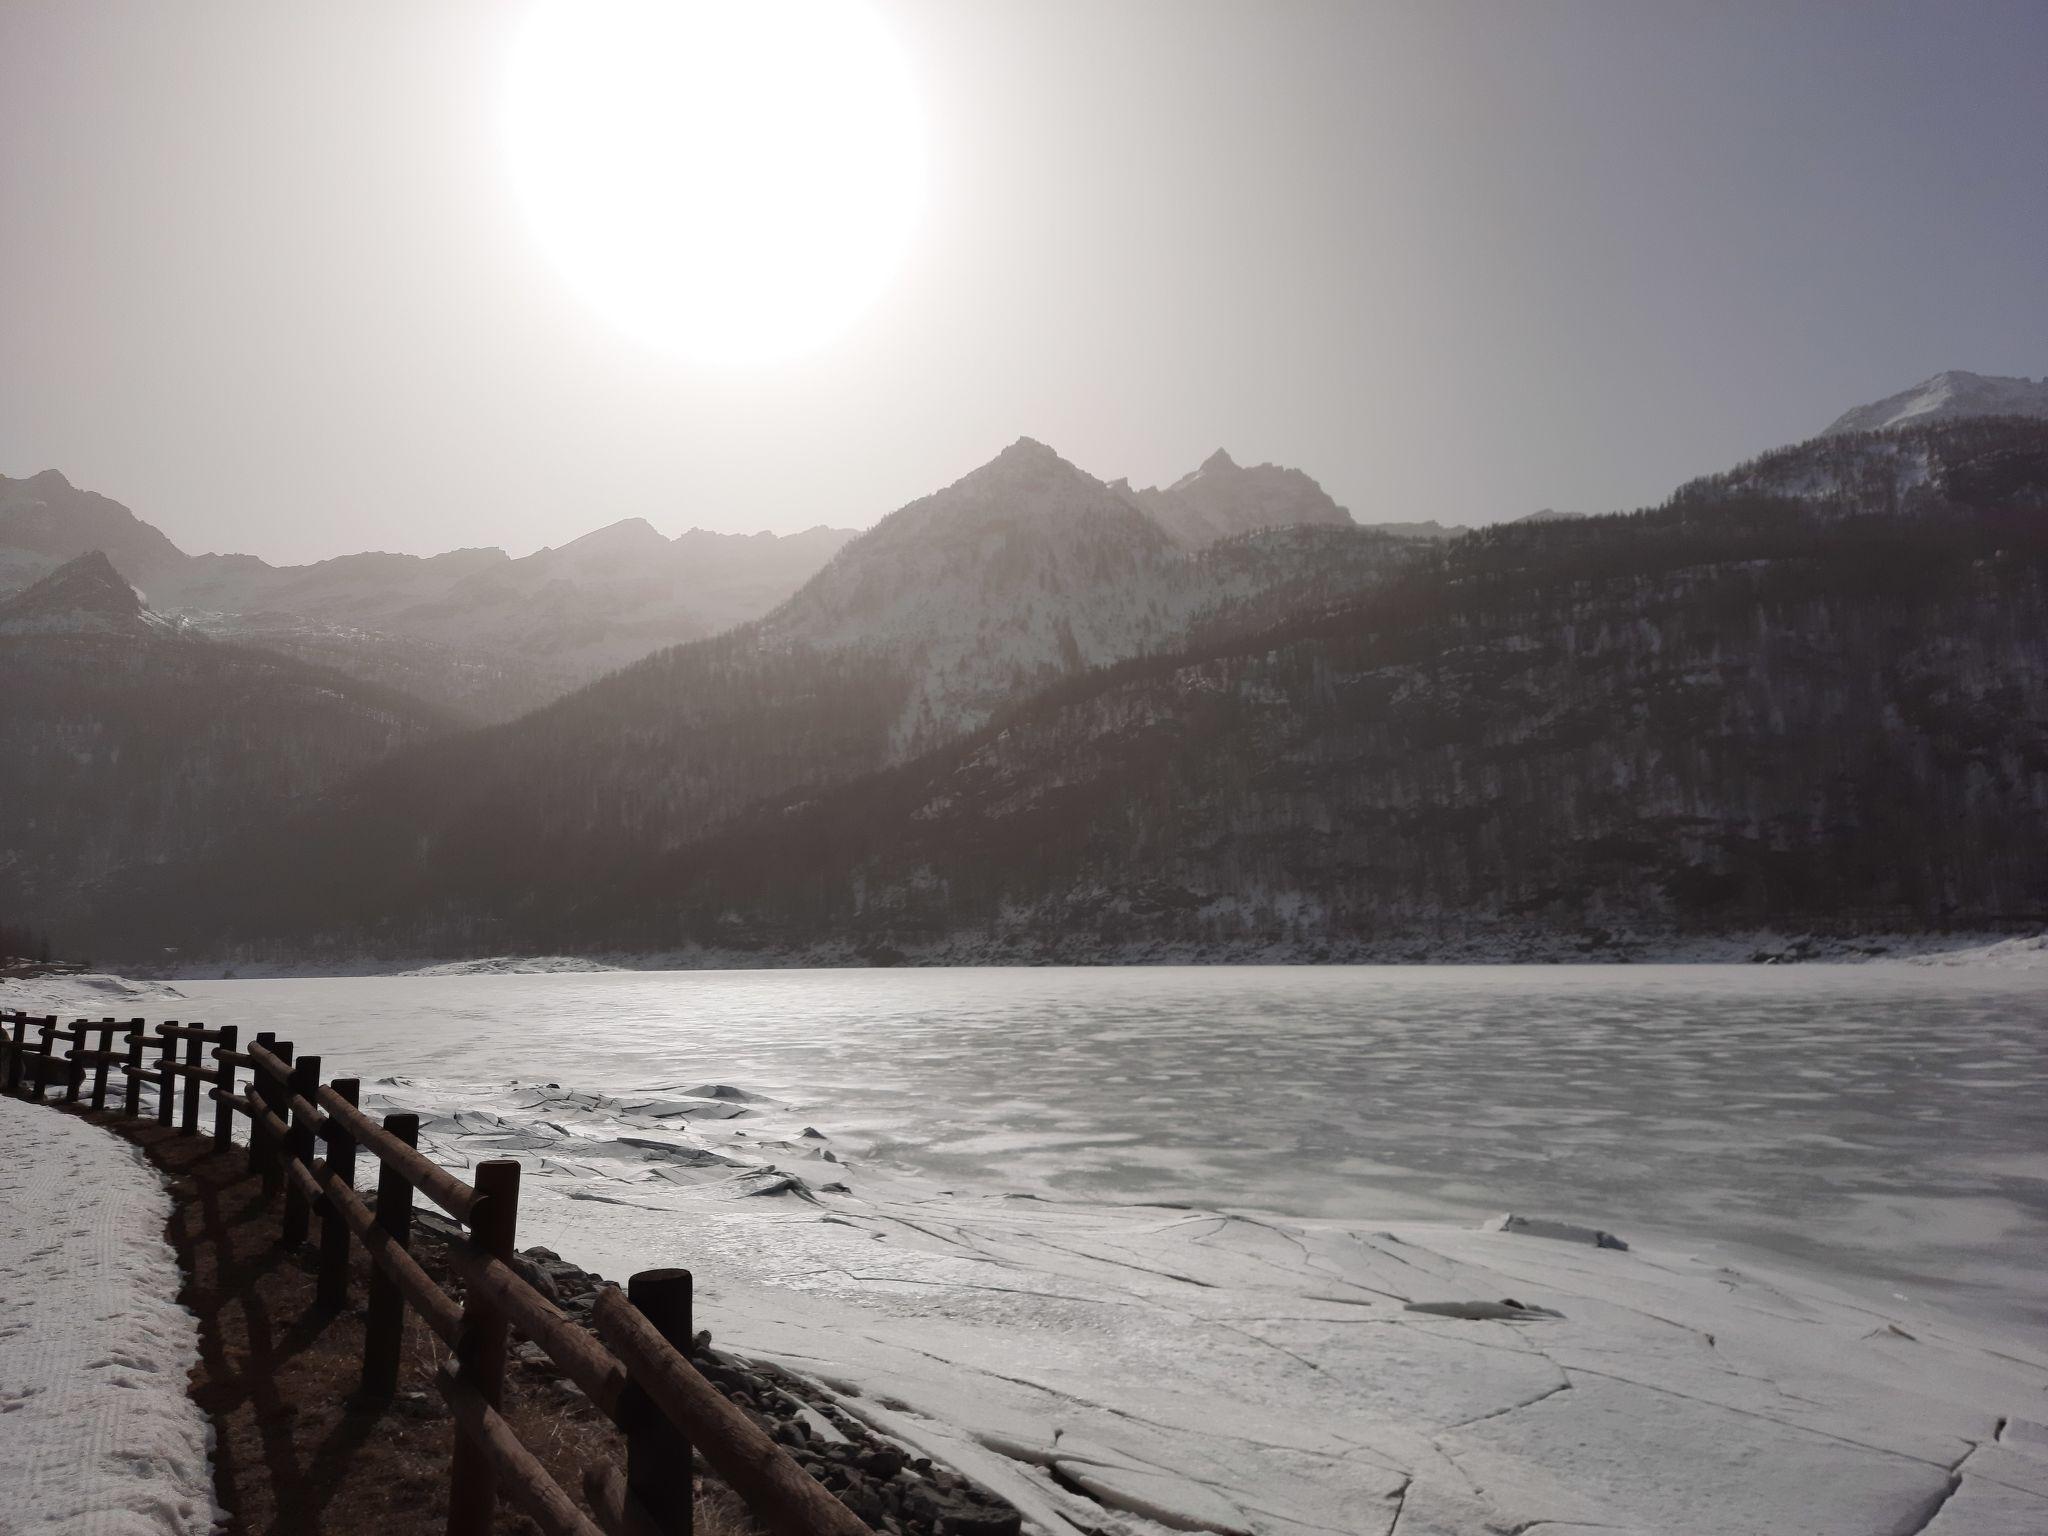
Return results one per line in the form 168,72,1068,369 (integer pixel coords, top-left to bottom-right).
0,1094,221,1536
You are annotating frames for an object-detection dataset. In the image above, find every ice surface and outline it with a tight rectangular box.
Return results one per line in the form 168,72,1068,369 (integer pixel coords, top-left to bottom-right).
0,1094,223,1536
52,963,2048,1535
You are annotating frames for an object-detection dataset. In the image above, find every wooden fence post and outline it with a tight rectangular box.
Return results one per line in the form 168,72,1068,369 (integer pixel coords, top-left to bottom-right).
88,1018,115,1111
60,1019,88,1103
33,1016,56,1102
122,1021,144,1116
281,1054,321,1248
248,1032,277,1175
317,1077,360,1310
447,1159,522,1536
4,1012,27,1096
181,1025,204,1133
260,1039,293,1197
627,1269,696,1535
154,1023,177,1125
213,1025,239,1150
361,1110,420,1401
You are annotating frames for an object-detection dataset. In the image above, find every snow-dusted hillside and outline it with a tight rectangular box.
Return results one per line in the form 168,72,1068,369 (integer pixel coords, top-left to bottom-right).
763,438,1184,751
758,439,1423,751
1674,414,2048,516
1823,369,2048,436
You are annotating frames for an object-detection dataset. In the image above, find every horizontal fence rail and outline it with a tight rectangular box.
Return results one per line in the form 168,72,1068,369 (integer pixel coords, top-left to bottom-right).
0,1006,876,1536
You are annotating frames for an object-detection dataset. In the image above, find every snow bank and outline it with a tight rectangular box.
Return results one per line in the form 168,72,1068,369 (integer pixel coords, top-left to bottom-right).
1901,933,2048,970
397,955,624,976
0,971,186,1014
0,1095,221,1536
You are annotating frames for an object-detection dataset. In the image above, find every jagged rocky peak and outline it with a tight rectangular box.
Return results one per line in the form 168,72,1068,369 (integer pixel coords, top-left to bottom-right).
0,549,168,636
0,468,191,584
759,434,1178,711
1823,370,2048,436
1132,447,1353,547
965,435,1083,489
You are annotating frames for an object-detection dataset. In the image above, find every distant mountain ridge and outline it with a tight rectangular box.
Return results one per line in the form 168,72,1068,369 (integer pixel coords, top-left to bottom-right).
0,550,173,637
1823,369,2048,436
0,469,859,720
1126,448,1353,546
0,553,452,911
75,414,2048,963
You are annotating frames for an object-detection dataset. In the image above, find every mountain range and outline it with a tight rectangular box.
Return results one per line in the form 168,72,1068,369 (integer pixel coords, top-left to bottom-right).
8,370,2047,964
0,469,860,721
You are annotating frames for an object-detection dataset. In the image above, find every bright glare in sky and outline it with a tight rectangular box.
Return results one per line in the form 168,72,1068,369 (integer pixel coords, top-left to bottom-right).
504,0,924,365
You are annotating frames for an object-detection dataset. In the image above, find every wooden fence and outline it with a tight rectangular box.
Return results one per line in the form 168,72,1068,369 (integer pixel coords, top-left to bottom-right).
0,1007,875,1536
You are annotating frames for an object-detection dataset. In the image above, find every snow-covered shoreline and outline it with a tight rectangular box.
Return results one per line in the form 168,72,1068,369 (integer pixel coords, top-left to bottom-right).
310,1072,2048,1535
85,927,2048,982
0,1094,222,1536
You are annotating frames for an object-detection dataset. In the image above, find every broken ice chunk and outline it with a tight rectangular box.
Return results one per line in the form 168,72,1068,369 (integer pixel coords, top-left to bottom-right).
1485,1213,1629,1250
1404,1299,1566,1321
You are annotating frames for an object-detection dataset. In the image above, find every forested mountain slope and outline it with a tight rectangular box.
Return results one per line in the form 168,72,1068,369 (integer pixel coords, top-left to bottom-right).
0,555,453,913
585,475,2048,959
71,445,1428,955
82,417,2048,963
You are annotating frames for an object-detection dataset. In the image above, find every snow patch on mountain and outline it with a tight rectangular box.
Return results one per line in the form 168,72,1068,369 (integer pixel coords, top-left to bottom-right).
1823,369,2048,436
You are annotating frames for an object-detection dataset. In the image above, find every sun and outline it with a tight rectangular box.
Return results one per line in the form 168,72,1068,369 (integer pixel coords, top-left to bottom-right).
503,0,924,365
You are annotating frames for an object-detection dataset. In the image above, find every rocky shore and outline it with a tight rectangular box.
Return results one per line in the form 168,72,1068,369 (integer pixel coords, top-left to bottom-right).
417,1210,1023,1536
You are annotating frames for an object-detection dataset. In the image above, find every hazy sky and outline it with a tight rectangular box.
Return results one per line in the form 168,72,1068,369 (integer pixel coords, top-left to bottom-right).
4,1,2045,564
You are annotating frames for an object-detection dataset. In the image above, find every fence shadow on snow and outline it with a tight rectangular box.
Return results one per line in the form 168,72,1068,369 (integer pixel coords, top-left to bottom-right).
0,1007,874,1536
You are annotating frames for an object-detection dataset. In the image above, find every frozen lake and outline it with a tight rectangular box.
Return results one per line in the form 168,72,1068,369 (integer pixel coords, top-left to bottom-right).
174,964,2048,1335
153,963,2048,1534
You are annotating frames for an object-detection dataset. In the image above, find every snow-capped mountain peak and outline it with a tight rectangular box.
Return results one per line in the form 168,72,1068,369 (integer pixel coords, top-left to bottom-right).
1823,370,2048,436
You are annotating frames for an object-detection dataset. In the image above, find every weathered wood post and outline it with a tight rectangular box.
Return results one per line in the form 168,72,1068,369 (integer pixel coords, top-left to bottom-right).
316,1077,360,1310
212,1025,239,1150
88,1018,116,1110
447,1158,522,1536
3,1012,24,1095
248,1031,277,1175
121,1020,145,1117
281,1053,321,1248
361,1110,420,1400
33,1016,57,1102
259,1039,293,1197
627,1269,696,1535
61,1019,91,1103
154,1022,178,1125
180,1025,204,1133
